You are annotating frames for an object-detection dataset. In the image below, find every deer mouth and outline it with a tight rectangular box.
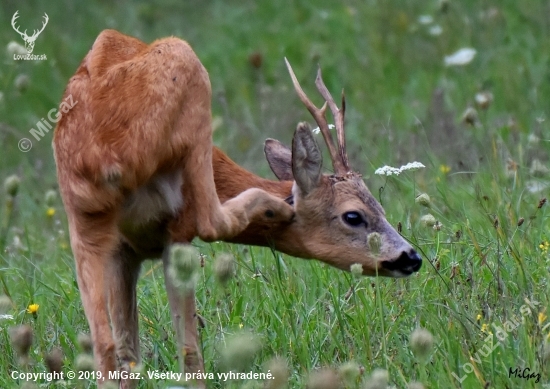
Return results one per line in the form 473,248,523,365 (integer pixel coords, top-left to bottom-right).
381,250,422,277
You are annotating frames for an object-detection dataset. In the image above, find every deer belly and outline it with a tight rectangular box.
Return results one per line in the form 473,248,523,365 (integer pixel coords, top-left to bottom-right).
120,169,184,227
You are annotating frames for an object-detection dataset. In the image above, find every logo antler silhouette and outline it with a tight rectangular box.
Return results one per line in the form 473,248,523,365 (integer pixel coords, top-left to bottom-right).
11,11,49,54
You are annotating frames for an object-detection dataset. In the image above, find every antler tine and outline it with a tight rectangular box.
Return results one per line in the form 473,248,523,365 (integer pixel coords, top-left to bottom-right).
339,90,349,171
284,58,345,174
314,67,350,173
31,13,48,38
11,11,25,37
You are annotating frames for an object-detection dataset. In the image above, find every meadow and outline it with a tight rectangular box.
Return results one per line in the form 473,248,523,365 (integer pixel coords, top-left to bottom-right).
0,0,549,388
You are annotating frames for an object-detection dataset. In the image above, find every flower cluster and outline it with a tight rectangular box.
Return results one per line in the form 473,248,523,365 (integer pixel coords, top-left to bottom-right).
444,48,476,66
311,124,335,134
375,161,425,176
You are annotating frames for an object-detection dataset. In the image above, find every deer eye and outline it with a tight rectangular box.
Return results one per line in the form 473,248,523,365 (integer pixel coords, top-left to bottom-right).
342,212,366,227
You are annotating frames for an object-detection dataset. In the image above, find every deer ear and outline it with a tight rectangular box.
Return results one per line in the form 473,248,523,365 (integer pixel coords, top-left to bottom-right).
292,122,322,196
265,139,293,181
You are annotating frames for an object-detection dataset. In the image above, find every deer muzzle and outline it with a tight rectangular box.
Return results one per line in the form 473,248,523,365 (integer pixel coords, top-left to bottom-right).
381,249,422,277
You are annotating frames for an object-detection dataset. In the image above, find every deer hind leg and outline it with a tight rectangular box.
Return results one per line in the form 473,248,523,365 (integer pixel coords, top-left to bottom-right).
107,241,142,389
162,246,205,388
68,211,119,387
177,106,294,243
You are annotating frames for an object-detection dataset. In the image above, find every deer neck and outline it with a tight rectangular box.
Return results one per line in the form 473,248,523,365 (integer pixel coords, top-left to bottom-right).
212,147,291,202
212,147,310,256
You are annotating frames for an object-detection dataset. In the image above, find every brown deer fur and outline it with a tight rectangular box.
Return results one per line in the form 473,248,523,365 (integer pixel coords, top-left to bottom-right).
53,30,421,388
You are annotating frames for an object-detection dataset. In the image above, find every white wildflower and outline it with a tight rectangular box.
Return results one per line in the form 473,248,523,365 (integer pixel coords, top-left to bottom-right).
400,161,426,172
444,48,477,66
418,15,433,25
311,124,334,135
375,165,401,176
375,161,425,176
429,25,443,36
0,314,14,320
475,92,493,110
526,181,549,193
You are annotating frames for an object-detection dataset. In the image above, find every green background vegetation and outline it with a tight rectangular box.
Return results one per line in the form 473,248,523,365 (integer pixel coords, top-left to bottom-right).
0,0,549,388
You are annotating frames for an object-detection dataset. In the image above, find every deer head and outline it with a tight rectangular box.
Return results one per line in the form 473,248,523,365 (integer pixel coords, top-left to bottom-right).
262,60,422,277
11,11,49,54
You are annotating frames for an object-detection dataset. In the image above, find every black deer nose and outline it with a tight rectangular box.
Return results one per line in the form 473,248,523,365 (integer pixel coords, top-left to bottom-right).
381,250,422,275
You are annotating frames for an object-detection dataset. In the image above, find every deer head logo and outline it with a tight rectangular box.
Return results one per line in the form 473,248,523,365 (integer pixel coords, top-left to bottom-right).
11,11,49,54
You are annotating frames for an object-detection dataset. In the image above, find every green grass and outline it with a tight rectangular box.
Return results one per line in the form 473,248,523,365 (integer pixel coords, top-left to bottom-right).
1,0,549,388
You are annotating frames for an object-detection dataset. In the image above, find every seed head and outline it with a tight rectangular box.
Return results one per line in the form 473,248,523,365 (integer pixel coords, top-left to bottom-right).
475,92,493,110
363,368,388,389
306,368,342,389
249,52,263,68
367,232,382,255
517,217,524,227
415,193,431,208
45,190,57,206
0,295,12,313
214,253,235,285
76,354,95,372
45,348,63,376
461,107,478,126
4,175,20,197
538,198,547,209
420,214,436,228
77,333,93,354
14,74,30,92
264,357,289,389
410,328,434,360
338,361,361,386
221,332,262,372
350,263,363,277
168,244,200,291
10,324,33,357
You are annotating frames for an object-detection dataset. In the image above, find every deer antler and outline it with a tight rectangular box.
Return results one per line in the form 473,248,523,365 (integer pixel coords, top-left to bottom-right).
30,13,49,39
314,67,350,173
284,58,349,175
11,11,27,39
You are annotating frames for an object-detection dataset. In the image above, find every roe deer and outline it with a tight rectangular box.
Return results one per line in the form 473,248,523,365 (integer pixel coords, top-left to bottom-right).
53,29,421,388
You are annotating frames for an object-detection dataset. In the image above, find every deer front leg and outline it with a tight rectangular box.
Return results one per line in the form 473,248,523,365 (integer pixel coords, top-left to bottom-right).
162,247,205,388
68,211,119,388
107,242,142,389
